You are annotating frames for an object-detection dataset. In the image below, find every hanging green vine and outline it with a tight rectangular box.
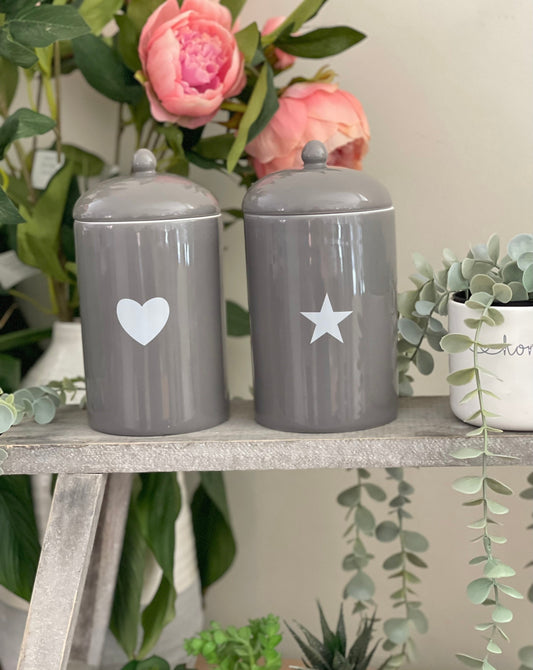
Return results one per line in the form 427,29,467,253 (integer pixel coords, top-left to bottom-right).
517,474,533,670
441,292,522,670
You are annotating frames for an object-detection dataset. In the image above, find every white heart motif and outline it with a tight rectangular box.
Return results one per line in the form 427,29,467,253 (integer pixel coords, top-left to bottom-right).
116,297,170,346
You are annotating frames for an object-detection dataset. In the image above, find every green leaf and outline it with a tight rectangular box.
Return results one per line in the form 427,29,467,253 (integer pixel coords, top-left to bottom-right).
17,163,73,282
453,476,483,495
375,520,399,542
235,22,260,64
343,570,375,601
0,475,40,601
0,108,56,158
491,605,512,623
261,0,328,45
275,26,365,58
62,144,105,178
79,0,123,35
401,530,428,553
337,485,361,507
73,33,143,105
447,368,475,386
398,318,423,346
115,13,141,72
246,63,279,145
191,472,236,589
523,263,533,293
456,654,483,668
0,353,21,392
195,134,235,161
440,333,473,353
385,467,403,481
485,499,509,515
452,447,483,460
491,282,512,303
10,5,91,48
508,233,533,261
414,299,435,316
134,473,180,656
0,56,19,110
467,577,493,604
487,234,500,263
32,395,56,424
383,553,403,570
383,618,409,645
414,348,433,375
363,483,387,502
519,646,533,668
407,607,428,634
405,552,427,568
227,64,268,172
483,559,515,579
485,478,513,496
447,262,468,292
111,490,146,656
0,186,25,225
497,583,523,600
226,300,250,337
470,274,495,294
220,0,246,23
0,28,38,67
0,327,52,352
355,505,375,534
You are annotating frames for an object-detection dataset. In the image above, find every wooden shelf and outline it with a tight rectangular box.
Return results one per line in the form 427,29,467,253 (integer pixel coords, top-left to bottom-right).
2,396,532,475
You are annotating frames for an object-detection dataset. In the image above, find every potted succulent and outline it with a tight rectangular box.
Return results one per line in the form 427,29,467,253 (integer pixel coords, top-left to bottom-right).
394,232,533,669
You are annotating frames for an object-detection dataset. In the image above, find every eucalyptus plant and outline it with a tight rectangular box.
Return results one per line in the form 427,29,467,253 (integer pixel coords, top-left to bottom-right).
398,233,533,670
338,468,428,668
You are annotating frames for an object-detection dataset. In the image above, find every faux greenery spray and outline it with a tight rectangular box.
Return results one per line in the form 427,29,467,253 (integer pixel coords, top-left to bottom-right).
183,615,283,670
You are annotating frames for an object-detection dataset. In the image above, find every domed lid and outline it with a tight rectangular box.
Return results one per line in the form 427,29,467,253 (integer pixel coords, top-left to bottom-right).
74,149,219,222
243,140,393,216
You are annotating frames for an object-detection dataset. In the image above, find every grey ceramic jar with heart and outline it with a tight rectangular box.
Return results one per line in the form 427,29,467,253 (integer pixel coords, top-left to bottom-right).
74,149,228,436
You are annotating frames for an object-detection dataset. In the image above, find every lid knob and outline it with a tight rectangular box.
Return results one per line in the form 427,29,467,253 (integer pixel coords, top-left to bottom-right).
301,140,328,170
132,148,157,175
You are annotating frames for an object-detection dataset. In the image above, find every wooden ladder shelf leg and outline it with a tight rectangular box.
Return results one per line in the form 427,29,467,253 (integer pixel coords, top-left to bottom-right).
17,473,107,670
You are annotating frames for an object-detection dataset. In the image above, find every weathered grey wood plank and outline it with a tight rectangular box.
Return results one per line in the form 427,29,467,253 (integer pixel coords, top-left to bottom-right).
2,397,532,474
70,473,133,666
17,473,107,670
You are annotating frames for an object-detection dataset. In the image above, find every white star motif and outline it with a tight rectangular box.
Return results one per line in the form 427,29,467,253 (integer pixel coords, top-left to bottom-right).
300,294,353,344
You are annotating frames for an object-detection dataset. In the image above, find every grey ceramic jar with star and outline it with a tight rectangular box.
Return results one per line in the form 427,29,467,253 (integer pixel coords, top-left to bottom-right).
74,149,228,436
243,140,397,433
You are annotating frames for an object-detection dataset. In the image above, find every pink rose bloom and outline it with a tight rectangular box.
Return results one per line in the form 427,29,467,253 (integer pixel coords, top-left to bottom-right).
246,82,370,178
262,16,296,70
139,0,246,129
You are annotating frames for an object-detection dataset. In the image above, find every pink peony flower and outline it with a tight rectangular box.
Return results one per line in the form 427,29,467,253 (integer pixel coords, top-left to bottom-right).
139,0,246,129
261,16,296,70
246,82,370,178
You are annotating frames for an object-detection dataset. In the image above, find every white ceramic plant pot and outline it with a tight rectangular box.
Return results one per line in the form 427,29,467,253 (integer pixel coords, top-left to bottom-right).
448,298,533,431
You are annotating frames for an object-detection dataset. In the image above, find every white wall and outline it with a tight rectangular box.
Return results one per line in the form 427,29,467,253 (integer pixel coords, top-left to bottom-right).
16,0,533,667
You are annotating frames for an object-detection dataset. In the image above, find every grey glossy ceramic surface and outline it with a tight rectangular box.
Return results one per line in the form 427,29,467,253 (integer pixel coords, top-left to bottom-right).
243,140,393,216
74,149,219,222
74,150,228,436
243,141,397,433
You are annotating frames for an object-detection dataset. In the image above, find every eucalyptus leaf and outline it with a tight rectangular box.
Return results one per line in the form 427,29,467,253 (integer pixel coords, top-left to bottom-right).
518,646,533,668
382,553,403,570
491,605,513,623
383,618,409,645
487,234,500,264
507,233,533,260
440,333,473,353
32,395,56,424
502,260,523,283
483,559,515,579
491,282,512,303
452,447,483,460
407,608,428,634
447,368,475,386
375,520,399,542
485,478,513,496
337,485,360,507
523,263,533,292
466,577,493,605
456,654,483,668
343,570,375,601
355,505,375,534
414,300,434,316
401,530,428,553
398,318,423,346
509,281,529,301
363,483,387,502
469,274,494,294
414,348,433,375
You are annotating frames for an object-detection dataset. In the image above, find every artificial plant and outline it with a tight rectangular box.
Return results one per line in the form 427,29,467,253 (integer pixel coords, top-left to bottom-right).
397,233,532,670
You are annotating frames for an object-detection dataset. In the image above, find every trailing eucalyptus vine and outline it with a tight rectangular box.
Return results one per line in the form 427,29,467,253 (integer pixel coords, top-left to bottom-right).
398,233,533,670
338,468,429,668
517,474,533,670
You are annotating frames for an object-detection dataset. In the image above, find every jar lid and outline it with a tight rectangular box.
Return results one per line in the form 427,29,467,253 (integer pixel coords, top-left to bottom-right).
242,140,392,216
74,149,219,222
